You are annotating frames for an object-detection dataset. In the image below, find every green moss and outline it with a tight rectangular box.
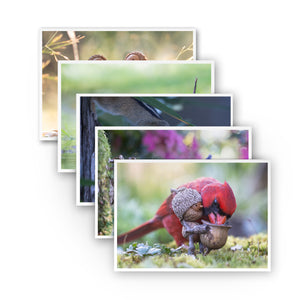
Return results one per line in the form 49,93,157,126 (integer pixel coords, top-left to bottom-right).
97,130,113,236
117,233,268,269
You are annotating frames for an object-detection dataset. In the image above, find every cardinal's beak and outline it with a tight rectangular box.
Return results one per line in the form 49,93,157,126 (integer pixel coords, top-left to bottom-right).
208,213,227,225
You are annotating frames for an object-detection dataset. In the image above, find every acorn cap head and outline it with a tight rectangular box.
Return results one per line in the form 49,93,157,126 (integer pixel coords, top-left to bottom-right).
171,187,202,220
88,54,107,61
125,51,147,60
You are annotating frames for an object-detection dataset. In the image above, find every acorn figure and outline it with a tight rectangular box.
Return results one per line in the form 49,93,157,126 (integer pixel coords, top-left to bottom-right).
171,187,210,256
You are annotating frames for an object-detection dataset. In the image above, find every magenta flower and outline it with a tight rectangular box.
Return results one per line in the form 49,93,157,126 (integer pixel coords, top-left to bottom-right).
240,146,249,159
142,130,202,159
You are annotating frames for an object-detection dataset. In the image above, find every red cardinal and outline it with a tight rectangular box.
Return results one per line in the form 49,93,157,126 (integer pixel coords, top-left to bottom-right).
117,177,237,246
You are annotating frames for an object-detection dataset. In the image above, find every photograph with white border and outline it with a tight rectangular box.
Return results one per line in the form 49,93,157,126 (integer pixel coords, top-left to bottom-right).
40,28,196,140
114,159,270,271
58,60,214,172
93,126,251,238
75,93,232,206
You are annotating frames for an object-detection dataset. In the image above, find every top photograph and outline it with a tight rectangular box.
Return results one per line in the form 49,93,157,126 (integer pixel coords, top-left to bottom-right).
40,28,196,140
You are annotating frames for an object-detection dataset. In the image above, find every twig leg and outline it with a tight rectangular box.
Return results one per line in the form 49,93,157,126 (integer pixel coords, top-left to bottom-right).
199,241,205,254
188,234,196,255
199,241,211,256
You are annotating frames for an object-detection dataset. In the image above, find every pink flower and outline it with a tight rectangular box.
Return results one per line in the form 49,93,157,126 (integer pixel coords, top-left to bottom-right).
142,130,202,159
240,146,249,159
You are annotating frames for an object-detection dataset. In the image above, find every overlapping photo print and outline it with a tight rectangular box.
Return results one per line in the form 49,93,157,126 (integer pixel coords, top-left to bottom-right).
93,126,251,238
114,159,270,271
58,61,214,171
40,28,196,139
76,94,232,207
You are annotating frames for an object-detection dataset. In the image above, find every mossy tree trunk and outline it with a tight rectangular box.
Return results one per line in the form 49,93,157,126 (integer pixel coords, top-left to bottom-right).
97,130,113,236
80,97,100,202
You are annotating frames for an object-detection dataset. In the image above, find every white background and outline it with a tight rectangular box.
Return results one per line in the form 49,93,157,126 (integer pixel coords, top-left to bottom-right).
1,0,299,299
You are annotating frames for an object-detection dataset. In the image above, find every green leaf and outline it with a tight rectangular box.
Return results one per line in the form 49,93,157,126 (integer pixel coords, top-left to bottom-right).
80,178,95,187
135,97,195,126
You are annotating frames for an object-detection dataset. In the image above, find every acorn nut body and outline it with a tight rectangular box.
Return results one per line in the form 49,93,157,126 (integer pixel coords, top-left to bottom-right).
200,220,232,249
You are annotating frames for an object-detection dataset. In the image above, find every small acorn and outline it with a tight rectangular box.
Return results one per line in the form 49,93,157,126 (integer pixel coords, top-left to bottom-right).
200,220,232,250
88,54,107,61
125,51,147,60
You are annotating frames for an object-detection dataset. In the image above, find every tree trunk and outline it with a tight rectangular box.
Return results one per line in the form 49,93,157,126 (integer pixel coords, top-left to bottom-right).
80,97,99,202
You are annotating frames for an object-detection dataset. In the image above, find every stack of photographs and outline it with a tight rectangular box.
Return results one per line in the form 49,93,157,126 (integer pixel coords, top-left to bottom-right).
40,28,271,272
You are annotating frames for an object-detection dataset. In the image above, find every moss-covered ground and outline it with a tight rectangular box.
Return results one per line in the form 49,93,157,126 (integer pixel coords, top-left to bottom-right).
117,233,268,269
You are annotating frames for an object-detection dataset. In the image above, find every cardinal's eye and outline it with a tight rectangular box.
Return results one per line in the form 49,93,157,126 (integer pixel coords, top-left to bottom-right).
214,198,218,204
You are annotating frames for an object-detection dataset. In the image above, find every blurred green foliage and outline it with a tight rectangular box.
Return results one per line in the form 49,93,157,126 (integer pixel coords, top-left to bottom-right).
117,161,268,245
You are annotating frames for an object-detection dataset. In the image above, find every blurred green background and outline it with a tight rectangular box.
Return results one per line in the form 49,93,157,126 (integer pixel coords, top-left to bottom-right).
42,30,194,134
116,161,268,247
60,65,212,170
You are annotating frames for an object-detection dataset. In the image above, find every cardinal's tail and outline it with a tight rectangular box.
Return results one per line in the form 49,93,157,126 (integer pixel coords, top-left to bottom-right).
117,217,163,245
